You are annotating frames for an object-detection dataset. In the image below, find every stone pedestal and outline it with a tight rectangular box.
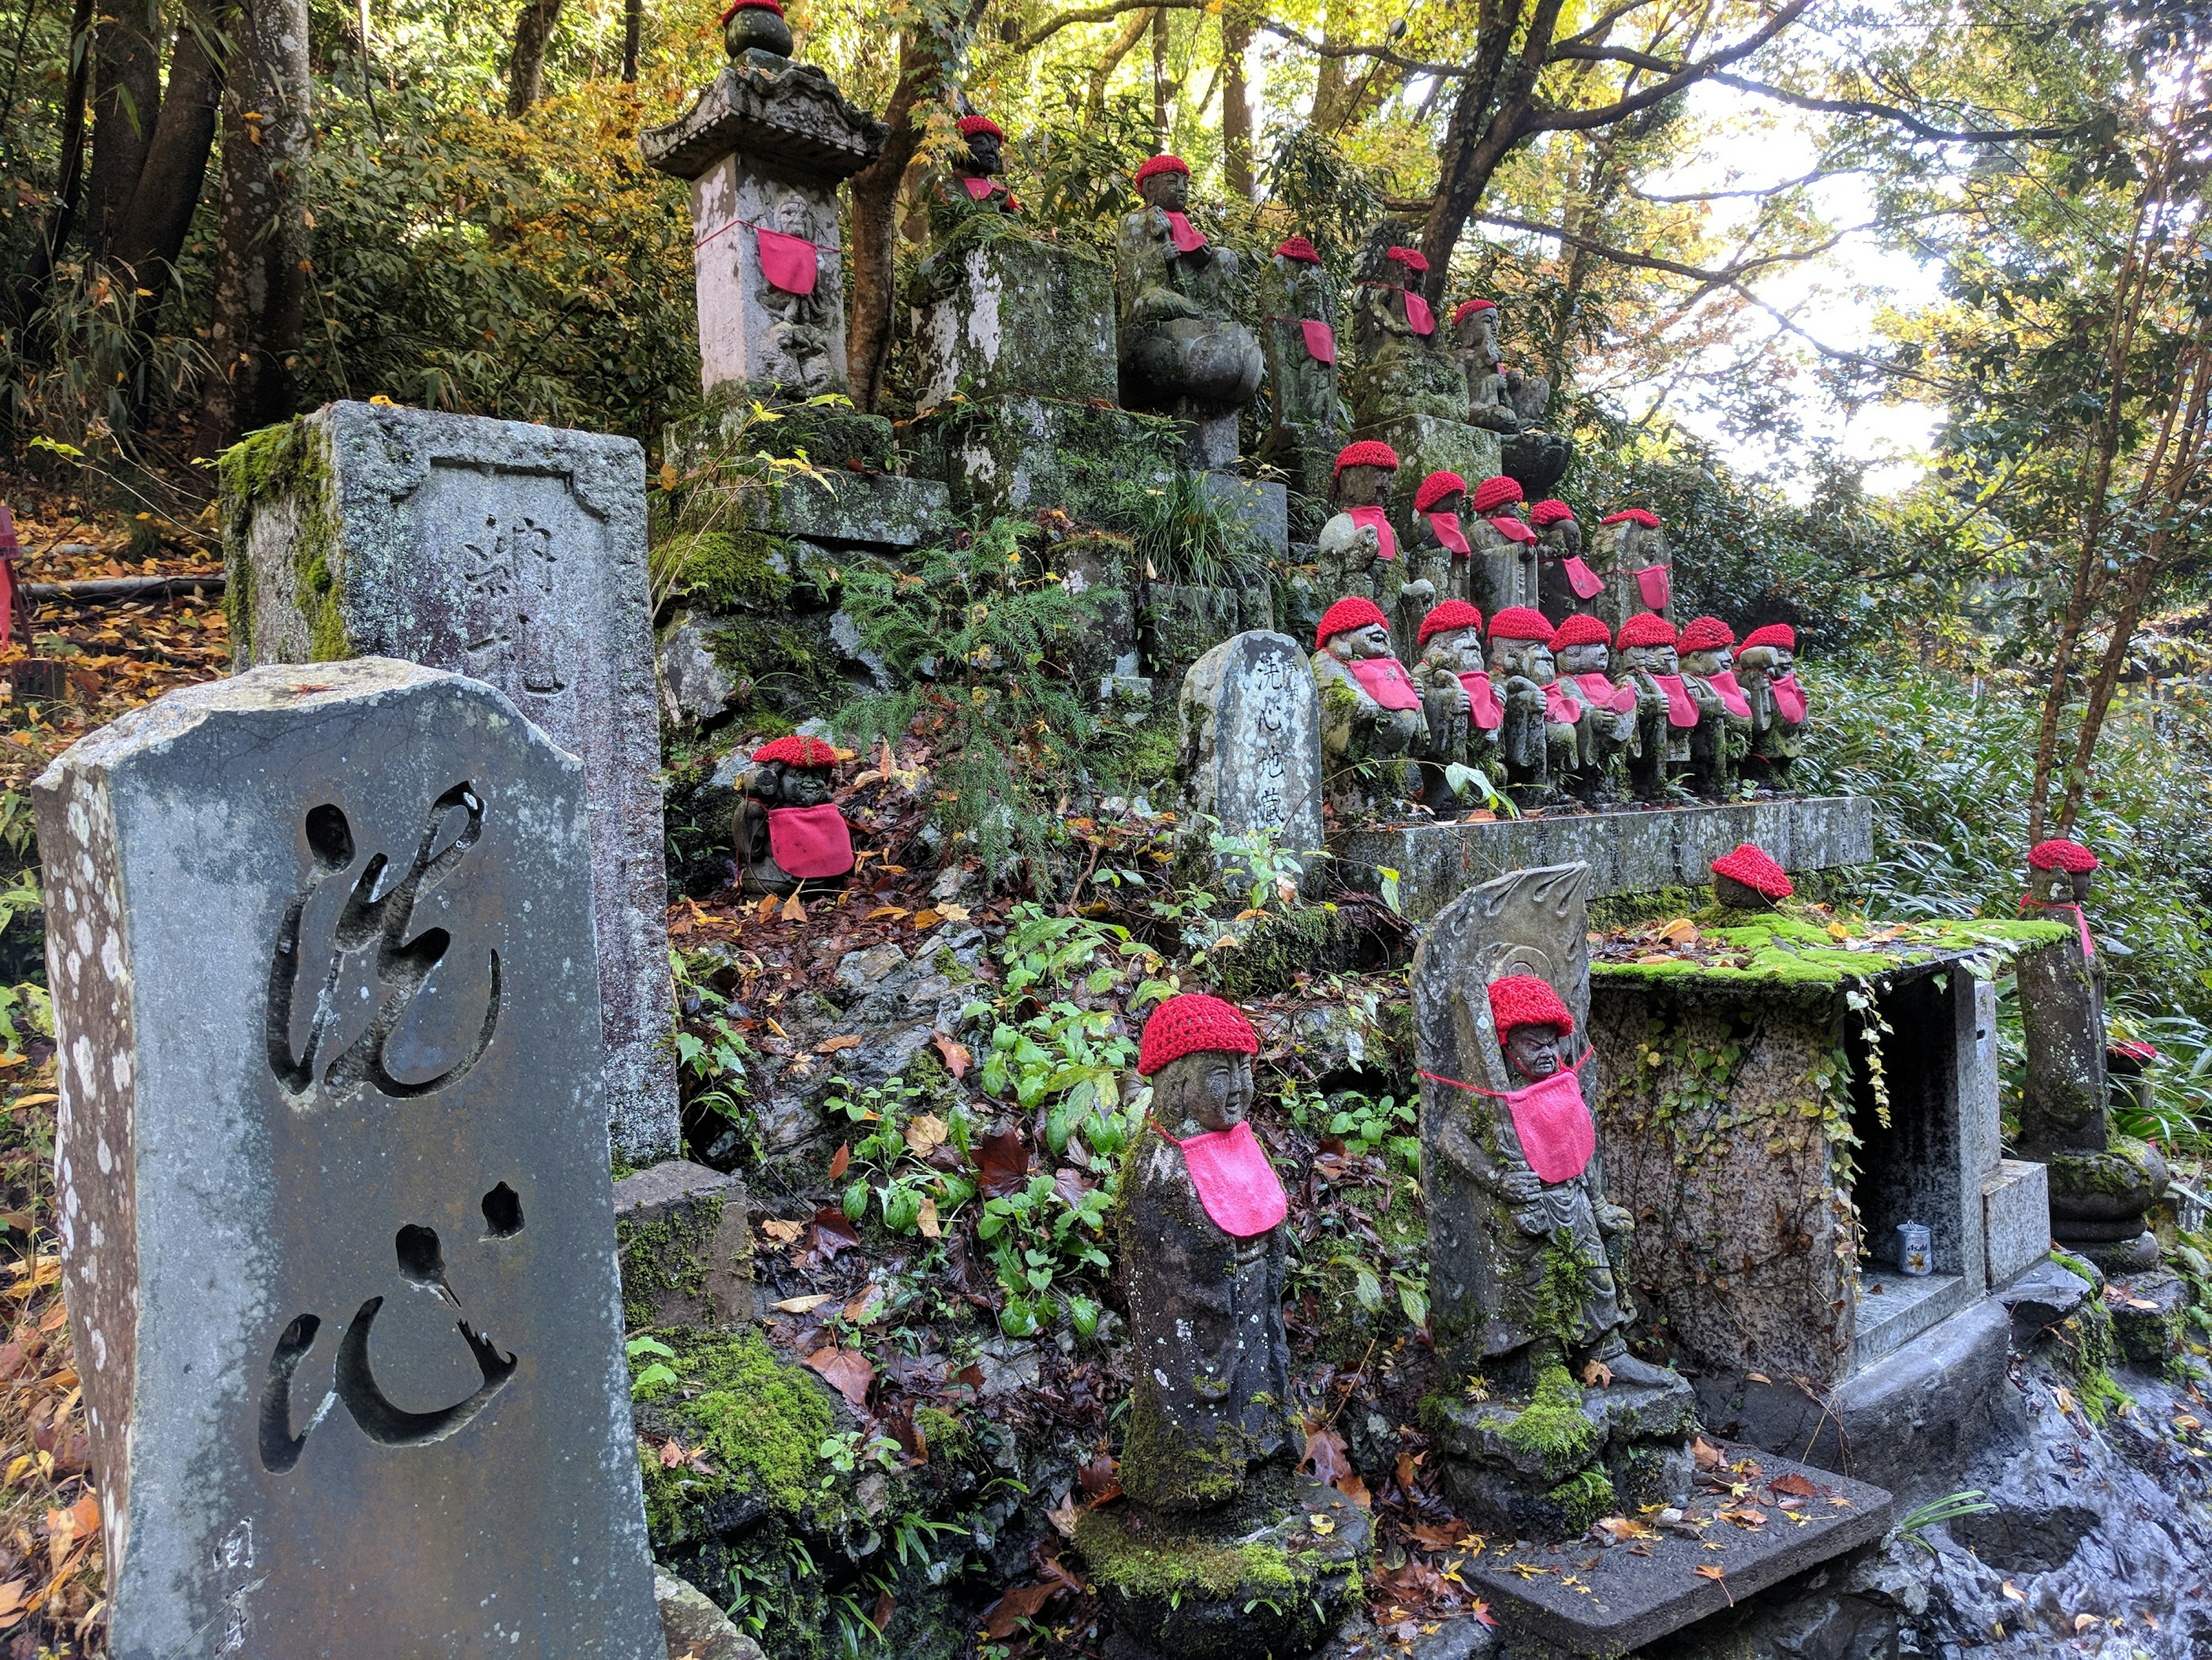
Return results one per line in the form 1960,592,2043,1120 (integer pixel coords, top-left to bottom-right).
911,236,1117,411
35,659,661,1658
1175,631,1324,891
1198,472,1288,558
614,1160,753,1328
902,395,1181,521
1982,1158,2051,1289
222,400,677,1161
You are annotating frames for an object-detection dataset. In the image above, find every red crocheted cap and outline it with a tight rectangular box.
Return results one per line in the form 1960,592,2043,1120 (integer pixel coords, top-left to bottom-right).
1490,516,1536,544
1679,615,1736,653
1488,974,1573,1039
1134,154,1189,187
1274,235,1321,264
1334,440,1399,475
1471,476,1523,513
722,0,783,16
1414,471,1466,513
1385,245,1429,271
1453,298,1497,323
1139,993,1259,1076
1740,623,1796,652
957,115,1004,139
1529,498,1574,526
1711,842,1794,898
1616,612,1678,649
1316,595,1390,649
1419,600,1483,648
2111,1038,2161,1064
1550,613,1611,651
2028,838,2099,874
1490,606,1552,642
753,734,838,767
1601,508,1661,528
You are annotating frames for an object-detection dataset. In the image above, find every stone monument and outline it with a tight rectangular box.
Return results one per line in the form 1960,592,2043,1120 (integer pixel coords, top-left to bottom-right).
1411,863,1696,1537
1736,622,1808,786
1343,228,1501,507
1176,631,1325,891
35,659,662,1658
222,400,677,1162
1452,298,1518,434
1257,235,1348,517
1466,474,1540,617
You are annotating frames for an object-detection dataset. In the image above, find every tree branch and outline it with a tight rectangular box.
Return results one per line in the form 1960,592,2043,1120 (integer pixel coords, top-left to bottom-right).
1522,0,1812,136
1255,20,1471,77
1017,0,1210,55
1706,71,2094,143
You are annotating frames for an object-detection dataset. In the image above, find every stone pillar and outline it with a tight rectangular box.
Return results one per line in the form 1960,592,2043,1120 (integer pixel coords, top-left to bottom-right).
1175,631,1324,891
641,50,886,399
35,659,661,1658
911,236,1117,413
222,400,677,1162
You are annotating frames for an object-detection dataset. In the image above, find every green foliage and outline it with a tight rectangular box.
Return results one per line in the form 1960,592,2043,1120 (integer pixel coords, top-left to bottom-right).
823,1072,978,1233
976,1171,1112,1338
1892,1489,1998,1557
1131,470,1266,589
630,1327,837,1515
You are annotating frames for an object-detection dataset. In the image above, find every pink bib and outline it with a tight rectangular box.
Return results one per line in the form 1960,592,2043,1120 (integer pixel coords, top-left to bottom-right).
756,227,818,295
1426,512,1471,555
767,803,854,879
1459,671,1503,731
1543,681,1581,725
1560,555,1605,600
1349,656,1421,712
1168,1121,1286,1238
1301,320,1337,365
1346,504,1397,561
1503,1065,1595,1185
961,176,997,201
1402,292,1434,336
1705,670,1751,719
1577,672,1637,715
1489,516,1536,544
1769,671,1807,724
1649,673,1698,729
1164,210,1207,254
1634,564,1670,611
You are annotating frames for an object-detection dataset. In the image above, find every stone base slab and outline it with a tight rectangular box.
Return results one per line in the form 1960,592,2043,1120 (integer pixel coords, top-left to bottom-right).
1466,1447,1892,1657
1332,796,1873,922
1982,1158,2051,1289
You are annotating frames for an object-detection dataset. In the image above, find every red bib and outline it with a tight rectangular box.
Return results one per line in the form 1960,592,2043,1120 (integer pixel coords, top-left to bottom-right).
1489,516,1536,544
1346,504,1397,561
1503,1064,1595,1185
1349,656,1421,712
1426,511,1471,555
1769,671,1808,724
1576,672,1636,715
1402,292,1435,336
1634,564,1671,611
1301,320,1337,365
766,803,854,879
1543,681,1581,725
1648,673,1698,729
1705,670,1751,719
961,176,997,201
755,228,818,295
1459,671,1503,731
1164,210,1207,254
1560,555,1605,600
1167,1121,1286,1237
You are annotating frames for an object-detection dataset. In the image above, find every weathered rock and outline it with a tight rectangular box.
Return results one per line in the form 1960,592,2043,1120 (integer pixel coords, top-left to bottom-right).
1175,630,1324,893
1198,472,1289,559
2107,1269,2188,1367
656,1568,768,1660
36,658,660,1658
223,400,678,1161
615,1160,753,1328
1999,1257,2094,1339
911,235,1117,411
904,395,1180,523
662,607,741,725
1144,579,1274,691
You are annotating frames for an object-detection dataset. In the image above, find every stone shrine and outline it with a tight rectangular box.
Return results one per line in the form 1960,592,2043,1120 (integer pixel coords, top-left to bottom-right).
222,400,677,1162
1175,631,1325,891
35,659,661,1658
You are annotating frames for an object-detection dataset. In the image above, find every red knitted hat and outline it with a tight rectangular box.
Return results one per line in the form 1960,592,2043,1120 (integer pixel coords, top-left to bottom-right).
722,0,783,16
1139,993,1259,1076
1488,974,1573,1039
1601,508,1661,528
2111,1038,2161,1064
1679,616,1736,653
1490,606,1552,642
1550,614,1611,651
1134,153,1189,187
1316,595,1390,649
1740,623,1796,652
1616,612,1678,649
956,115,1004,139
1710,842,1794,898
1385,245,1429,271
1419,600,1484,648
753,734,839,767
2028,838,2099,874
1414,471,1467,513
1471,476,1523,513
1334,440,1399,475
1453,298,1497,323
1529,499,1574,526
1274,235,1321,264
1490,516,1536,544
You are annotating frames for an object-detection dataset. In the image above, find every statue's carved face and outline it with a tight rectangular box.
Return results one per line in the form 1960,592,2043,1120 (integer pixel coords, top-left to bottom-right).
1556,642,1608,676
1332,621,1394,661
964,130,1003,176
751,762,832,807
2032,867,2093,905
1489,636,1551,679
1456,309,1501,358
1376,259,1410,290
1681,648,1724,675
1627,643,1680,675
1152,1048,1255,1134
1335,463,1392,509
1140,171,1191,213
1426,625,1482,667
1738,644,1793,677
1541,520,1583,557
1426,490,1465,519
1502,1020,1566,1082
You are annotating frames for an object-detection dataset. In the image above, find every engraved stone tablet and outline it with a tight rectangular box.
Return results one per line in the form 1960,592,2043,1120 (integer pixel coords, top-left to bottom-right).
1176,630,1324,893
36,659,661,1659
223,401,675,1160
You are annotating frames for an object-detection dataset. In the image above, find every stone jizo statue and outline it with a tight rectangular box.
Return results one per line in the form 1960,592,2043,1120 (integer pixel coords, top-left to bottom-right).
1678,615,1751,799
1548,612,1635,800
1468,475,1540,617
1453,298,1519,434
929,114,1019,230
732,735,854,895
1590,508,1669,638
1710,841,1793,910
1486,606,1577,799
1318,441,1429,636
1406,469,1473,612
1735,622,1806,784
1346,243,1464,427
1533,499,1602,622
1615,611,1696,801
1412,600,1501,811
1259,236,1346,450
1312,595,1426,820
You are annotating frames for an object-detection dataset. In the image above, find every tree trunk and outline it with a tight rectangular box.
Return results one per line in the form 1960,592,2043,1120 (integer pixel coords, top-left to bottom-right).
620,0,639,81
204,0,310,452
85,0,161,262
1221,9,1252,200
1150,6,1166,143
506,0,562,116
1085,7,1151,120
13,0,94,330
113,0,224,305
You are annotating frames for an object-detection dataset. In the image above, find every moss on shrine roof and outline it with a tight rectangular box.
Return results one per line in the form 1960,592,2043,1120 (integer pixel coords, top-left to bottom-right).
1589,905,2069,991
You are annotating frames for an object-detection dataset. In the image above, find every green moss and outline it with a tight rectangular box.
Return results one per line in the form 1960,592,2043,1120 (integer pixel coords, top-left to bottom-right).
1543,1465,1616,1533
2048,1137,2165,1197
632,1328,835,1515
707,612,847,712
1590,909,2070,990
2050,1273,2133,1425
913,1405,978,1469
664,527,795,613
1500,1364,1599,1476
615,1193,727,1329
219,415,347,659
1071,1508,1298,1601
1120,1390,1248,1510
1210,905,1354,1002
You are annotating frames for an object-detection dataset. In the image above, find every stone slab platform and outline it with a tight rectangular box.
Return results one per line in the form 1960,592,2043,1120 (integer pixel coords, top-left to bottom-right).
1467,1446,1892,1657
1333,795,1872,924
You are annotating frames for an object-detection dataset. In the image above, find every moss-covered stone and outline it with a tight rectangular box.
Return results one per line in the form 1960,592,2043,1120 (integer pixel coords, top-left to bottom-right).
1589,907,2068,990
1498,1364,1601,1480
219,415,347,660
632,1328,839,1523
1543,1465,1617,1534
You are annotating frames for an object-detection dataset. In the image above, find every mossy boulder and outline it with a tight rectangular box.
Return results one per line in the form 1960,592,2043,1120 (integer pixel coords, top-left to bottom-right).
2048,1136,2169,1223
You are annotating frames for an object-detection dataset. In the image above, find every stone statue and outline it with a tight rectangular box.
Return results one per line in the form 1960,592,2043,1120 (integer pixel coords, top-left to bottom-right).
1467,475,1540,617
1312,596,1426,820
1548,613,1636,801
1589,508,1669,639
1412,863,1694,1536
1343,244,1464,429
926,114,1020,235
1615,612,1696,801
1532,499,1602,623
1317,441,1431,656
722,0,793,56
1734,622,1807,785
1411,600,1502,813
1452,298,1520,434
2016,839,2169,1274
1678,615,1751,799
1257,235,1347,509
1406,469,1474,616
1709,841,1793,910
1486,606,1577,800
731,735,854,894
1115,153,1264,470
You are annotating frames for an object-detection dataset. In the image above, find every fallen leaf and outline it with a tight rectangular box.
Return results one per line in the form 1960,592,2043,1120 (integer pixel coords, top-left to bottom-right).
843,1287,887,1324
759,1217,805,1245
782,893,807,922
772,1294,835,1314
1302,1422,1353,1487
1695,1563,1732,1603
807,1208,863,1259
1079,1451,1122,1504
870,1591,895,1633
931,1034,971,1079
975,1128,1031,1197
2001,1580,2025,1604
1471,1600,1497,1628
1309,1515,1335,1537
1692,1436,1725,1472
2074,1613,2099,1633
983,1582,1059,1640
828,1143,851,1179
915,1196,941,1239
912,907,942,930
1046,1493,1080,1538
1717,1506,1767,1527
817,1034,863,1055
1581,1358,1613,1389
904,1113,949,1155
1594,1516,1660,1544
1337,1472,1373,1508
1746,1371,1771,1384
1768,1472,1817,1499
1659,918,1698,944
937,903,971,922
805,1347,874,1409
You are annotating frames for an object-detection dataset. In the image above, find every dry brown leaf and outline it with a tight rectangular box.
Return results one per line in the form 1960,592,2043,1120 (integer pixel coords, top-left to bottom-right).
817,1034,863,1055
1593,1516,1659,1543
2001,1580,2025,1604
1658,918,1698,944
1768,1472,1817,1499
1336,1472,1373,1508
772,1294,834,1314
1581,1358,1613,1389
759,1218,805,1245
782,893,808,922
1691,1436,1725,1471
982,1581,1058,1640
912,907,942,929
931,1033,972,1079
828,1143,851,1179
805,1347,873,1409
915,1196,941,1239
1046,1493,1080,1538
904,1114,949,1155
